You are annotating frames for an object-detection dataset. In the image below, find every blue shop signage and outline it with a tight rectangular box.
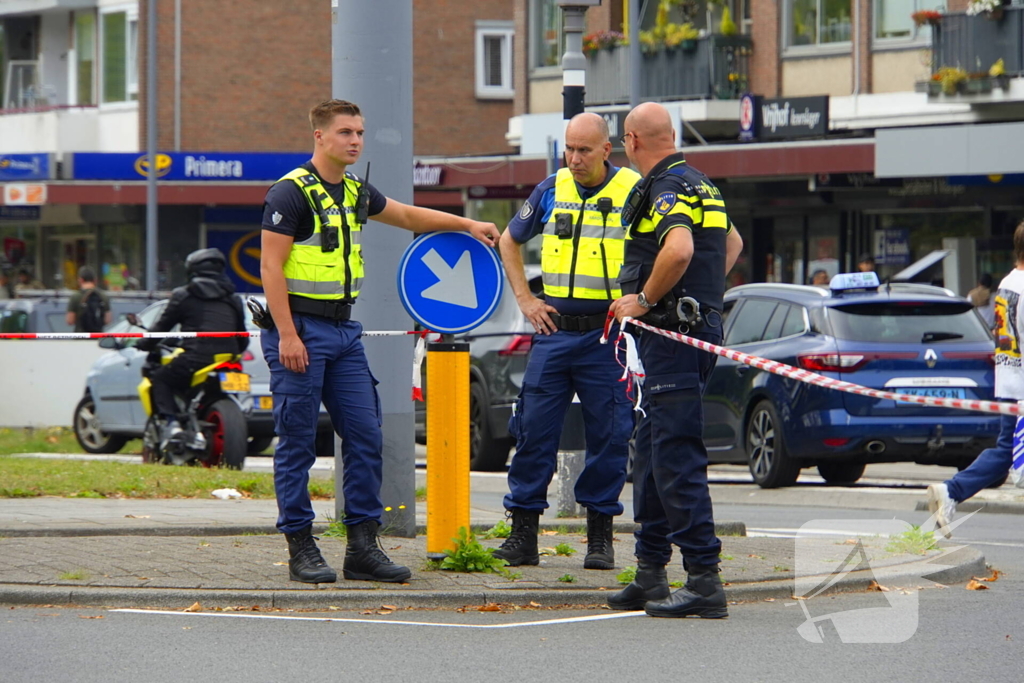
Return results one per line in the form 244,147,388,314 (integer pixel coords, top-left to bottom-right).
70,152,309,181
0,154,51,181
397,232,503,334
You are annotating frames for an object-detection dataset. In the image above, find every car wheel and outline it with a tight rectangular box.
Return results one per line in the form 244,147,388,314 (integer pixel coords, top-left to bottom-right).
469,381,513,471
816,461,866,485
73,395,128,454
247,436,274,455
746,400,800,488
201,399,247,470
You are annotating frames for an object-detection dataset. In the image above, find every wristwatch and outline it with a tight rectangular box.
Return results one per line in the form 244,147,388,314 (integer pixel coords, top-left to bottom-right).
636,291,654,309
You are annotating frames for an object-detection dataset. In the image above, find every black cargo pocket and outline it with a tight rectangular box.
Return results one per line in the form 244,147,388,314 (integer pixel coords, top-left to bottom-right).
508,394,525,443
272,394,316,436
645,372,700,406
368,369,383,427
617,261,644,296
611,384,634,446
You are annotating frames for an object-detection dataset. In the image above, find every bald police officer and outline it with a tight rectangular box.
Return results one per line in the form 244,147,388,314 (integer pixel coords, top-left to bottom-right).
494,112,641,570
609,102,743,618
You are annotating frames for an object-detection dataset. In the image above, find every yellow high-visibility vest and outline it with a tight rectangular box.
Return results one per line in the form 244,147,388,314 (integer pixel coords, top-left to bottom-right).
541,166,640,299
278,167,365,300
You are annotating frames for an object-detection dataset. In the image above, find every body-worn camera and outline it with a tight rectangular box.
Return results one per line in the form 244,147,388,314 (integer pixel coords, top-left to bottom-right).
310,190,339,252
355,162,372,224
554,212,574,239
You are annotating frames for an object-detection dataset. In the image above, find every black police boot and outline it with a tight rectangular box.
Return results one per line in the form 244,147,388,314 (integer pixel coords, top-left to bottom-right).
285,526,337,584
607,560,670,610
583,509,615,570
491,509,540,566
644,564,728,619
342,520,412,583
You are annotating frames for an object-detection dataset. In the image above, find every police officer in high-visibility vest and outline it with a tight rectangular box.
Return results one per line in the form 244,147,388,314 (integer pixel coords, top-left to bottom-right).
494,113,641,570
609,102,744,618
260,99,500,584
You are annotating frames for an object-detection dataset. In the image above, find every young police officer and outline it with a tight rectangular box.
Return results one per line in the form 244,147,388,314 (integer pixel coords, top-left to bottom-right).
494,113,640,569
609,102,744,618
261,100,500,584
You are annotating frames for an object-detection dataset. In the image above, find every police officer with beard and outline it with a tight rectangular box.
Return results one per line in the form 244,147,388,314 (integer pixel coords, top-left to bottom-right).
608,102,744,619
137,248,248,445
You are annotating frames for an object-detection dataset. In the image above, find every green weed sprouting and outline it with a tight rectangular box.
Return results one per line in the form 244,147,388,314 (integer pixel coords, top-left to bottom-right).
441,527,510,574
617,565,637,585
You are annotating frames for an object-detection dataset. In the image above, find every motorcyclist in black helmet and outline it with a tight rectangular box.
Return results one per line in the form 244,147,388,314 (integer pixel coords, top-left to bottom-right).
137,248,248,445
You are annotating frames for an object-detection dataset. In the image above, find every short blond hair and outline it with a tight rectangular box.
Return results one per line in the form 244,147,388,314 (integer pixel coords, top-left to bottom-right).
309,99,362,131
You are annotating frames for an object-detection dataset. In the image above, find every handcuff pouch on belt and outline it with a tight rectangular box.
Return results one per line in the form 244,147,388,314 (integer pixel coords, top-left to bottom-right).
246,297,275,331
640,292,721,334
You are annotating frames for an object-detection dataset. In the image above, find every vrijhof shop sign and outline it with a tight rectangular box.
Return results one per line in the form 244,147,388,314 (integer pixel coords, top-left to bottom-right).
740,94,829,142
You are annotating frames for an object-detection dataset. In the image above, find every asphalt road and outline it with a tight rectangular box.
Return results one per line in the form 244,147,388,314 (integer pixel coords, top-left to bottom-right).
4,499,1020,683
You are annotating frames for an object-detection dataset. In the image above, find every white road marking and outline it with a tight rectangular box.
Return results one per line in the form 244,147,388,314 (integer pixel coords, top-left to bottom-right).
112,608,647,629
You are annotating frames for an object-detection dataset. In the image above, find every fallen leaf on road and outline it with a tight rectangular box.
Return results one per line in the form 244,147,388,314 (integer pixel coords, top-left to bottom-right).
78,615,104,619
868,581,890,592
529,601,542,607
478,604,502,612
183,602,202,612
328,606,340,611
980,569,1002,582
136,577,149,581
843,539,858,545
273,562,288,566
381,605,397,611
541,531,558,536
763,598,775,602
966,579,989,591
361,610,374,615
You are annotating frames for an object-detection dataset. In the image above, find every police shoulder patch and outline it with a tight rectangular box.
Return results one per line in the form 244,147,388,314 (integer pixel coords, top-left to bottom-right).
654,192,678,215
519,201,533,220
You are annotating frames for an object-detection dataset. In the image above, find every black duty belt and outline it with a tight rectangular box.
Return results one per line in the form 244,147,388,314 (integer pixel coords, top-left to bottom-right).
550,311,608,333
289,294,353,321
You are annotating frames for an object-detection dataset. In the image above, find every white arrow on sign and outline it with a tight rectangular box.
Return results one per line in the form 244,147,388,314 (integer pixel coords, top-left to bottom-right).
420,248,478,309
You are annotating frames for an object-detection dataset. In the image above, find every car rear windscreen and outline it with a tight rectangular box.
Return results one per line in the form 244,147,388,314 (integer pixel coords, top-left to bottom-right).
827,302,991,344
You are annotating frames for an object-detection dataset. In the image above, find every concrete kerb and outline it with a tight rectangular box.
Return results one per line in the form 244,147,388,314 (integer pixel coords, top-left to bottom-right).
0,521,749,539
0,545,985,610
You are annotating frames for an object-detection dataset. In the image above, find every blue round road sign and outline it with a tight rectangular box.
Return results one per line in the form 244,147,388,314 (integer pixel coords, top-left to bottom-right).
397,232,504,334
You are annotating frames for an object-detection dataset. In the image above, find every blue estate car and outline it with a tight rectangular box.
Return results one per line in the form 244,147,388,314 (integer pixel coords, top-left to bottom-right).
704,276,998,488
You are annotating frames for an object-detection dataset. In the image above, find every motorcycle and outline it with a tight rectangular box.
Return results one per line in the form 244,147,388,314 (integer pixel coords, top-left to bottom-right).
128,314,252,470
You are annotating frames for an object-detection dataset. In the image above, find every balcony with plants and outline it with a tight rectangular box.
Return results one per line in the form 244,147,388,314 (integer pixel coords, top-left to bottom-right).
917,1,1024,100
583,0,752,106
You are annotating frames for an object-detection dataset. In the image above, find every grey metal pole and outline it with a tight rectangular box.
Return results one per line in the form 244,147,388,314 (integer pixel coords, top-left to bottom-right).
145,0,158,290
331,0,415,537
629,0,642,108
559,3,598,120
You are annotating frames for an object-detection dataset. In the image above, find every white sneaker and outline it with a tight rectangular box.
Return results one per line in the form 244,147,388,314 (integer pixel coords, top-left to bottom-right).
927,483,957,538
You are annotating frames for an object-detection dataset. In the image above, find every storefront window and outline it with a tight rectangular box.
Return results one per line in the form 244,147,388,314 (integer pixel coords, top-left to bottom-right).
767,216,804,284
99,224,144,290
43,226,97,289
873,211,985,283
1,225,40,287
787,0,851,48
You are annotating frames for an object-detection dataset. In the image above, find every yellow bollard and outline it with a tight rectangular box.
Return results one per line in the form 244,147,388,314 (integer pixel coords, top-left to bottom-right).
425,340,470,558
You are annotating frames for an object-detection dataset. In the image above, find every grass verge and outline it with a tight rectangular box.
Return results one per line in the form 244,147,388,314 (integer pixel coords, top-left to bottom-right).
0,456,333,499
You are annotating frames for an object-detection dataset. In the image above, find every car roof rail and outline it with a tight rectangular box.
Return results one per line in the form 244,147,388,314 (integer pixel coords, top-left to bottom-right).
728,283,830,298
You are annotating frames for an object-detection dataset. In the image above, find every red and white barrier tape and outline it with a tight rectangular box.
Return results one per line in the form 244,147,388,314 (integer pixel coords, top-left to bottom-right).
606,315,1020,417
0,330,424,340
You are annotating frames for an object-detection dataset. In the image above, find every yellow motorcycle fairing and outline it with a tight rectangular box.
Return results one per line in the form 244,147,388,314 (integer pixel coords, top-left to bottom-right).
137,352,239,417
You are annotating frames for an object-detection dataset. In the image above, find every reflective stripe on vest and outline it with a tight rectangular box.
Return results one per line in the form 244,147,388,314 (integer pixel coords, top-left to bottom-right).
541,166,640,300
278,168,365,300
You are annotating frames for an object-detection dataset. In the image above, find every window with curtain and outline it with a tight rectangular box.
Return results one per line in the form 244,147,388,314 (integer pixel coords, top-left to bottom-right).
75,12,96,105
476,21,514,99
875,0,945,42
102,11,126,103
787,0,851,48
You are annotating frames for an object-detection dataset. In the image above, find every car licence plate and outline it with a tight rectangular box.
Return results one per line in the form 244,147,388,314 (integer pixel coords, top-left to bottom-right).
258,395,273,410
219,372,250,393
895,387,966,400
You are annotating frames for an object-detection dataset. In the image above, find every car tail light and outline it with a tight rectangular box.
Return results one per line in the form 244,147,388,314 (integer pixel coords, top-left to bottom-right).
499,334,533,357
798,353,867,372
797,352,917,372
942,351,995,366
242,351,255,361
822,438,850,447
